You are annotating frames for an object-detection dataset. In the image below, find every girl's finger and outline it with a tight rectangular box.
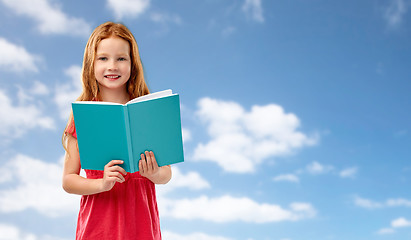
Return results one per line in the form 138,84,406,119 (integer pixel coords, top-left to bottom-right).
140,153,147,173
105,160,124,168
145,151,153,172
149,151,159,171
117,172,126,182
149,151,157,164
108,171,125,181
139,159,143,174
109,165,127,175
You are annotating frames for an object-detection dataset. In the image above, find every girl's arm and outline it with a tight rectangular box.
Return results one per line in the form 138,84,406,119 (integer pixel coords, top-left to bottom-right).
139,151,172,184
62,135,127,195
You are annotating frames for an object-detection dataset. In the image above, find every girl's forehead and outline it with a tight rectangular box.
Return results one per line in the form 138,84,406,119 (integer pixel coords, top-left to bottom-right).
96,36,130,54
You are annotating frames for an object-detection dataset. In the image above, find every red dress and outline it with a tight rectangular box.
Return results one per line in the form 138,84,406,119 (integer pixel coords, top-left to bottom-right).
66,121,161,240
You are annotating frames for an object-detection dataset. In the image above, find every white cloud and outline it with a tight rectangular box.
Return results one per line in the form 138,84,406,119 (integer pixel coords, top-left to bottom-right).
156,166,210,196
376,227,395,235
0,38,41,73
272,163,357,182
377,217,411,235
354,196,411,209
156,166,211,218
273,174,300,183
31,81,50,96
339,167,358,178
0,167,13,184
386,198,411,207
182,127,192,143
0,223,36,240
0,154,80,217
17,81,50,105
0,222,71,240
162,231,232,240
54,65,83,120
161,195,316,223
306,161,333,175
168,167,210,190
157,166,316,224
0,0,91,37
150,12,182,25
107,0,150,19
193,98,318,173
16,86,34,105
391,217,411,228
0,88,55,139
354,196,383,209
383,0,408,28
242,0,264,23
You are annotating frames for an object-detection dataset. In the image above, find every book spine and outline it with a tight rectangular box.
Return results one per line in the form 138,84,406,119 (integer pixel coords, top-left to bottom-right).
123,105,135,172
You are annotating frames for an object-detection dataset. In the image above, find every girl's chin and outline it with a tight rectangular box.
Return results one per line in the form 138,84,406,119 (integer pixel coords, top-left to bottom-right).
99,82,128,91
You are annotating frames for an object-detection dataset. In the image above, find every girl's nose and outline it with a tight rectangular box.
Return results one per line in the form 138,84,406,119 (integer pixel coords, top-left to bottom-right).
108,60,118,71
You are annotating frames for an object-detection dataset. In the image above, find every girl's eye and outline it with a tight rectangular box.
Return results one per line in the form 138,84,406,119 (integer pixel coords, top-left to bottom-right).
98,57,107,61
118,57,127,61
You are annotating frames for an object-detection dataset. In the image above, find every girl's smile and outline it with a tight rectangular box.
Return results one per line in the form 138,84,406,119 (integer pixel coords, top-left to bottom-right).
105,74,121,80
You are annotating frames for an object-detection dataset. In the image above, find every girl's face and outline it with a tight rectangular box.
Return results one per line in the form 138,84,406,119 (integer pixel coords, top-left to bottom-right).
94,36,131,94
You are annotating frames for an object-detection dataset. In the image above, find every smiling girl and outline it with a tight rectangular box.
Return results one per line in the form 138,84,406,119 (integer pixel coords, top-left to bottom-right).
62,22,171,240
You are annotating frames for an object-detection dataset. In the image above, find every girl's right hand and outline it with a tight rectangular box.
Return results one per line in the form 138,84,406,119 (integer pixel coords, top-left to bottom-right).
101,160,127,192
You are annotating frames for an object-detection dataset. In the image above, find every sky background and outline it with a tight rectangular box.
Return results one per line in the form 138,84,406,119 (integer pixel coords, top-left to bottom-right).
0,0,410,239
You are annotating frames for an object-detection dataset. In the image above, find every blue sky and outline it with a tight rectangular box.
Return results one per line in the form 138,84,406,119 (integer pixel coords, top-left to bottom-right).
0,0,410,239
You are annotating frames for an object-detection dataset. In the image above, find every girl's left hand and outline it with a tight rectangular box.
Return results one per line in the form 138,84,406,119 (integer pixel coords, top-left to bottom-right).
139,151,160,179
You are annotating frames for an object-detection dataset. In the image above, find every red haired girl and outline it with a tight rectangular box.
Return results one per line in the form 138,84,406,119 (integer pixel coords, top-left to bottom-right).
62,22,171,240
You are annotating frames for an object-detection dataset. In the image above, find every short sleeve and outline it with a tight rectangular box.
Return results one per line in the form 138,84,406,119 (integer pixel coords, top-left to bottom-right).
65,119,77,139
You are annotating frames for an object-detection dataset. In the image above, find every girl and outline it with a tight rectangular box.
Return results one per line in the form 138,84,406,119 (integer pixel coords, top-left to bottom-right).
62,22,172,240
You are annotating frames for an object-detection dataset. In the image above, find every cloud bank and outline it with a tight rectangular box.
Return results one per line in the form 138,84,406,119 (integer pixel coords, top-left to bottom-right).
193,97,318,173
0,0,91,37
0,38,41,73
0,89,55,139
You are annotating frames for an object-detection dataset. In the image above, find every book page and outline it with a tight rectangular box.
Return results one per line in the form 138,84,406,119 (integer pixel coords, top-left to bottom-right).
72,103,131,172
127,93,184,171
126,89,173,105
73,101,122,105
73,90,173,106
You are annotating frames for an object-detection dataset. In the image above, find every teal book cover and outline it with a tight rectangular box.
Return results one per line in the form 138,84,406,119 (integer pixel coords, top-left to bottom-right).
72,90,184,173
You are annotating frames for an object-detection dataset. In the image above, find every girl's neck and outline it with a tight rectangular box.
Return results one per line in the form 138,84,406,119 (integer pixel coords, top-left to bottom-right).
100,88,130,104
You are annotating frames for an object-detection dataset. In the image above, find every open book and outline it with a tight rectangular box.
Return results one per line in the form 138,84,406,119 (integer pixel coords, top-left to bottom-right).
72,89,184,173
